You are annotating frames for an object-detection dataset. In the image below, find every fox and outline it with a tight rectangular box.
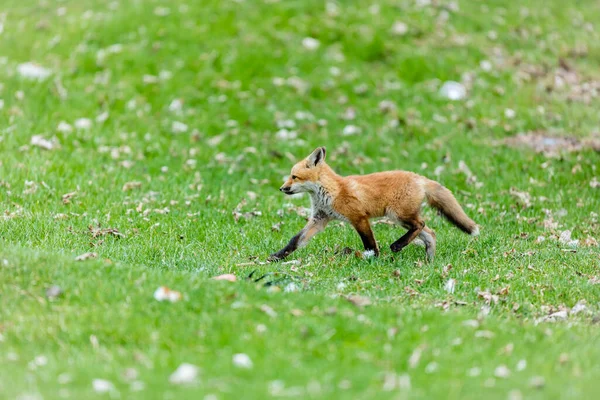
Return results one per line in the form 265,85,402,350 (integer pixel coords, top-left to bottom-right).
269,146,479,262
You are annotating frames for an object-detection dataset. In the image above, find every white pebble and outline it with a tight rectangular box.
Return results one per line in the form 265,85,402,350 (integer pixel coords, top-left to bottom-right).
232,353,253,369
302,37,320,50
169,363,199,384
504,108,516,119
171,121,188,134
516,359,527,371
494,365,511,378
480,60,493,71
17,63,51,80
92,379,115,393
74,118,92,130
391,21,408,36
342,125,361,136
439,81,466,100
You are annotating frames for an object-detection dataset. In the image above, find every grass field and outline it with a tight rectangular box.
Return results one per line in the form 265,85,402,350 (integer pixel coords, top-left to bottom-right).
1,0,600,398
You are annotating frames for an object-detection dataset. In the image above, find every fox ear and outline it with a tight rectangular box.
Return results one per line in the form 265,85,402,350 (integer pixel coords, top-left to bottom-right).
307,147,326,167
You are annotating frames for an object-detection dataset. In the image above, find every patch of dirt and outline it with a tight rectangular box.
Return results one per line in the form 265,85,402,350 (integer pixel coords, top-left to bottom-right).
502,132,600,156
514,58,600,104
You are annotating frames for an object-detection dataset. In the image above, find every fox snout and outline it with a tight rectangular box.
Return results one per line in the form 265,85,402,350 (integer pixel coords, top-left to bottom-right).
279,185,293,194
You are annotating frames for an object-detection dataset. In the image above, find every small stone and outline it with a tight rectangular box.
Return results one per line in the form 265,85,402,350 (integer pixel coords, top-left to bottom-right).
494,365,510,378
74,118,92,130
439,81,466,100
504,108,516,119
169,363,199,384
342,125,361,136
17,62,51,80
45,285,62,300
171,121,188,133
480,60,493,71
232,353,253,369
529,376,545,388
302,37,320,50
92,379,114,393
391,21,408,36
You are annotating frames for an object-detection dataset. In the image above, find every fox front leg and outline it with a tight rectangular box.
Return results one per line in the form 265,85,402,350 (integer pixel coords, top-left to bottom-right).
268,217,329,261
351,217,380,257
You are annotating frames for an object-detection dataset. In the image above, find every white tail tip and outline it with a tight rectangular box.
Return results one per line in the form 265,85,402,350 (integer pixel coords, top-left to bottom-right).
471,226,480,237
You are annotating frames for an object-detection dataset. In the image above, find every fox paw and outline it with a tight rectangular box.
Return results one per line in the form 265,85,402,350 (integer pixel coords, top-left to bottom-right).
390,246,400,253
267,253,284,262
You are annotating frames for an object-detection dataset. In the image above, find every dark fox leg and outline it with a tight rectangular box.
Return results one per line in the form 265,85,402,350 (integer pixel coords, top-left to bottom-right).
351,217,379,256
269,217,329,261
390,219,424,253
418,226,437,262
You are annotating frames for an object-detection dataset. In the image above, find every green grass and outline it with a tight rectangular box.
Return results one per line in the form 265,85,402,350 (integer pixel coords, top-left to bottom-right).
1,0,600,398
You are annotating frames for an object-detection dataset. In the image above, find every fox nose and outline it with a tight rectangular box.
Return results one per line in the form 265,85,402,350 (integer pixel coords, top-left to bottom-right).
280,186,291,193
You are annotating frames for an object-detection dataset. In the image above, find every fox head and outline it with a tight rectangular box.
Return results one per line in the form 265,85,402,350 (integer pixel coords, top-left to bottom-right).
279,147,326,195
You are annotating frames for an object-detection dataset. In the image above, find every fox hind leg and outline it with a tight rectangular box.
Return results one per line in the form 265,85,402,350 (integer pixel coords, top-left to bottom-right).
418,226,436,261
390,218,424,253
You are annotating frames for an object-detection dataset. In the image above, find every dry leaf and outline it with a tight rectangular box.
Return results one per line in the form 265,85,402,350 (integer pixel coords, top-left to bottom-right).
75,252,97,261
509,188,532,208
558,230,579,247
31,135,59,150
498,286,510,295
89,226,124,238
122,181,142,191
582,236,598,247
474,330,495,339
408,347,422,369
153,286,182,302
260,304,277,317
62,192,77,204
212,274,236,282
444,278,456,293
346,295,372,308
535,310,568,324
478,291,499,304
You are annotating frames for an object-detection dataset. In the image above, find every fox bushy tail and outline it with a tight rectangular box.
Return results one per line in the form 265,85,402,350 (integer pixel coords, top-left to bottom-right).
425,180,479,236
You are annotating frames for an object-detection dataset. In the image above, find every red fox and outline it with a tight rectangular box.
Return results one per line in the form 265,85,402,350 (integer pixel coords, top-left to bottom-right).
269,147,479,262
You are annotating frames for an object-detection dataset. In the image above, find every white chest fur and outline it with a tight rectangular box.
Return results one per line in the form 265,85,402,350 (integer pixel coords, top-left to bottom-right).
309,185,348,221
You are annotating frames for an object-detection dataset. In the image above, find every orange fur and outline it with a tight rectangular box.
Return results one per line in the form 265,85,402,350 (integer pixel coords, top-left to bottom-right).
269,147,478,262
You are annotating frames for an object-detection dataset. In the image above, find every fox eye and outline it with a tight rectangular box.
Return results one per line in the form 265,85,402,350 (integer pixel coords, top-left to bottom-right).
291,175,297,180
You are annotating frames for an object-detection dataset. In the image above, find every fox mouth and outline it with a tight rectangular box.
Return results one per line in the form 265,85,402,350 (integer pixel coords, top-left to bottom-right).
280,187,295,195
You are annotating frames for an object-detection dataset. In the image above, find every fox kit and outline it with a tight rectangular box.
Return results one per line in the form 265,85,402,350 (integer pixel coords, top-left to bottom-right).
269,147,479,262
